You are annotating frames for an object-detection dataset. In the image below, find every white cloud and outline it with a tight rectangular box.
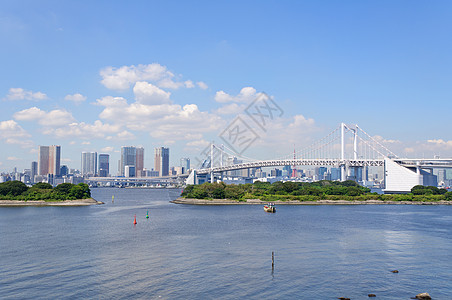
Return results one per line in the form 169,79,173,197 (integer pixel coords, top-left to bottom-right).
7,157,19,161
81,141,91,145
14,107,75,126
184,80,195,88
94,96,128,107
186,139,210,147
116,130,135,140
158,78,183,89
0,120,33,148
64,93,87,104
373,135,401,144
42,120,122,139
214,103,245,115
4,88,48,101
100,63,175,91
99,63,207,91
427,139,452,148
197,81,208,90
253,114,318,154
96,94,224,142
101,146,114,152
214,87,258,103
133,81,171,105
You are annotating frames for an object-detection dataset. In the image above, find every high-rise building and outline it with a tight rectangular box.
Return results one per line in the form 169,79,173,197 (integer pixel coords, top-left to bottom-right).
124,165,136,177
31,161,38,183
39,145,61,176
49,145,61,176
81,152,98,176
98,154,110,177
180,158,190,173
438,169,447,183
60,165,69,176
154,147,169,177
136,147,144,177
39,146,49,175
121,146,137,177
331,167,341,181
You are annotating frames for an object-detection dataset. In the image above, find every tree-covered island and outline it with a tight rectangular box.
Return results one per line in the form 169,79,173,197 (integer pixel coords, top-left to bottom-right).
179,180,452,203
0,181,97,204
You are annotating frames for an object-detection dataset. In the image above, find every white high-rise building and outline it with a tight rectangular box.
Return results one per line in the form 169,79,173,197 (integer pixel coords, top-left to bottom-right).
81,152,98,176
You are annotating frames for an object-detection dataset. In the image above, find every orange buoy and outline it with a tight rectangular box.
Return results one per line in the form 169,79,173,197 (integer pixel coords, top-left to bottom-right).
133,214,137,225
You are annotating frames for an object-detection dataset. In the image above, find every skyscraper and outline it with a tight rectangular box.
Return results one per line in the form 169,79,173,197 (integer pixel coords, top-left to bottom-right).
81,152,97,176
154,147,169,177
39,146,49,175
39,145,61,176
98,154,110,177
180,157,190,173
121,146,137,177
136,147,144,177
31,161,38,183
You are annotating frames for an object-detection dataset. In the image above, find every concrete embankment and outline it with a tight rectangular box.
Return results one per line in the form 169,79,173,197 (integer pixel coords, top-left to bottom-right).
171,198,452,205
0,198,104,206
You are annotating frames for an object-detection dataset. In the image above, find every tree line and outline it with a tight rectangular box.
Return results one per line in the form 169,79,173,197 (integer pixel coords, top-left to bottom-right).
0,181,91,201
181,180,452,202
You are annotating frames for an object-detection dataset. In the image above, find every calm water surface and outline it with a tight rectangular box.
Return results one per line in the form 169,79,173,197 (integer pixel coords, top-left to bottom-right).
1,188,452,299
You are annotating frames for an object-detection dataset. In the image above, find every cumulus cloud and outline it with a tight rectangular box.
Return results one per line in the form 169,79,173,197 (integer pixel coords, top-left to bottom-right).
14,107,76,126
100,63,171,91
427,139,452,148
214,103,246,115
184,80,195,88
42,120,122,139
253,114,318,154
4,88,48,101
0,120,33,148
133,81,172,105
64,93,87,104
101,146,114,152
373,135,401,144
96,94,224,142
214,87,258,103
99,63,208,92
197,81,208,90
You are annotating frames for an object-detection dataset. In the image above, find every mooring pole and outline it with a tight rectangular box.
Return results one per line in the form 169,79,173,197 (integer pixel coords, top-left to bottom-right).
272,251,274,272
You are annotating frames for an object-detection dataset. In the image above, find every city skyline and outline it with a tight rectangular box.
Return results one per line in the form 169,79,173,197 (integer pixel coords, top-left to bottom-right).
1,1,452,172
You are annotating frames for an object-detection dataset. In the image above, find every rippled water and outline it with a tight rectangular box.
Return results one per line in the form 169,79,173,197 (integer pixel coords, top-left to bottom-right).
1,188,452,299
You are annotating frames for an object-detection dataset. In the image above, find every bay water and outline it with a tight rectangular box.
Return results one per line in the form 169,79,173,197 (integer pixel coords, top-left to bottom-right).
1,188,452,299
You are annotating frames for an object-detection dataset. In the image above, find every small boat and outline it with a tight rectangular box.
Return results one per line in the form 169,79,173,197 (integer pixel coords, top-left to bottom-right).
264,203,276,213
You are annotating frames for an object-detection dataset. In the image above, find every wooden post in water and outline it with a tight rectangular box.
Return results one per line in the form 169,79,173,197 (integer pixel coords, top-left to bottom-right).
272,251,274,273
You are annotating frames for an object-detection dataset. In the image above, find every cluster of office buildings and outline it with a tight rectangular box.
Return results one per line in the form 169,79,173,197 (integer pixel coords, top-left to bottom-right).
0,145,194,186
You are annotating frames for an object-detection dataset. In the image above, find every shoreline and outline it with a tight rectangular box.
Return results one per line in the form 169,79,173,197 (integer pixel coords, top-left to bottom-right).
172,197,452,205
0,198,104,206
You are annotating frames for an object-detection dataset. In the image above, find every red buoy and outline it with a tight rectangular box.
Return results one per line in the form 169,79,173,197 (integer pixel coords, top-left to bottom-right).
133,214,137,225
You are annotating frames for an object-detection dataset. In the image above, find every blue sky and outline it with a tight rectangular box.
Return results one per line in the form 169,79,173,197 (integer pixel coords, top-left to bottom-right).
1,0,451,173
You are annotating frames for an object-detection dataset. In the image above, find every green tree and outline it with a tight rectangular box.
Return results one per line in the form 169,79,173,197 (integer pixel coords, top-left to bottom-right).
33,182,53,189
53,183,74,195
0,181,28,197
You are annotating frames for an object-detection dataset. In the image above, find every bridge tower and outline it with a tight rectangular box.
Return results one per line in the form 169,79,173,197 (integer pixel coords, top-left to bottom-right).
341,123,346,181
291,145,297,178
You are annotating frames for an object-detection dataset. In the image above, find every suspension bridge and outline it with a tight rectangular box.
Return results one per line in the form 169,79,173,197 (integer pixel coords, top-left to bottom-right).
188,123,452,193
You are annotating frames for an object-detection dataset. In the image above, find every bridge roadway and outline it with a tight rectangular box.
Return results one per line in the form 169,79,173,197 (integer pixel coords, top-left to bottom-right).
195,159,384,175
195,158,452,175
